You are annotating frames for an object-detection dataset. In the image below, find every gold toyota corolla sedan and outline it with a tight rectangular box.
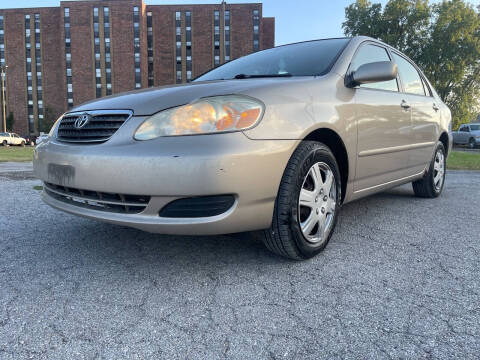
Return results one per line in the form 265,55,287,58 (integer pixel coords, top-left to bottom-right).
34,36,452,260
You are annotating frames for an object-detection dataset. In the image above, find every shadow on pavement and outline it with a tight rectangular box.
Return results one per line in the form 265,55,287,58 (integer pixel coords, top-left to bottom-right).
43,184,417,270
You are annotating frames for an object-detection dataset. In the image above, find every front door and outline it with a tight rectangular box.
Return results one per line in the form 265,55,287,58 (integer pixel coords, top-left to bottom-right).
349,43,412,191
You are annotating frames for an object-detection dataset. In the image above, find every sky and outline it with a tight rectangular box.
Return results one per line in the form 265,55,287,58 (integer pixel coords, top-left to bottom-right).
1,0,480,45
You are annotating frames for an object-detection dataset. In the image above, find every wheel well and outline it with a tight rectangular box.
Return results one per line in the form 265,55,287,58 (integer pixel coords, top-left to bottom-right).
304,128,349,203
439,132,449,156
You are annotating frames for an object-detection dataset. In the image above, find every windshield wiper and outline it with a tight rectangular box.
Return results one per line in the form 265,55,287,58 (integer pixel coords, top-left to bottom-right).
233,73,292,79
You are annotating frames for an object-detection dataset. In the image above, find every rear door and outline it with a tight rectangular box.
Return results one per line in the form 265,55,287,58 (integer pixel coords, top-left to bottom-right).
390,52,438,174
454,125,465,144
459,125,470,144
350,43,412,191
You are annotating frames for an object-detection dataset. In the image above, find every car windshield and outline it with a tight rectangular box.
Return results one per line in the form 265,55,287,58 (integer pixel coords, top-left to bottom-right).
195,38,351,81
470,125,480,131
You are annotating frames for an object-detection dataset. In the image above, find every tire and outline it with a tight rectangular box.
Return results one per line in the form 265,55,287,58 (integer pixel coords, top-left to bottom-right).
412,141,446,198
468,138,475,149
2,140,7,146
259,141,342,260
21,141,25,147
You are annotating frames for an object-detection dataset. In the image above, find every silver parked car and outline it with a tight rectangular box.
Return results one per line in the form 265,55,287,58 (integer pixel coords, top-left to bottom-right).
452,123,480,149
34,36,452,260
35,133,49,146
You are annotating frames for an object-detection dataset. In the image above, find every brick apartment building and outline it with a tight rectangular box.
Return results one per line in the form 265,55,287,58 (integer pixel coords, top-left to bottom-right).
0,0,275,135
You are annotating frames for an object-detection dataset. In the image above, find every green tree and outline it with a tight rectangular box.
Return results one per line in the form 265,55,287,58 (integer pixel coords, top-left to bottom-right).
38,106,58,133
6,112,14,132
343,0,480,129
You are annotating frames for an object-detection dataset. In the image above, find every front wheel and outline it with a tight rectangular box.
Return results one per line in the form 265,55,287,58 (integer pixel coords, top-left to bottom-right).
412,142,446,198
20,141,25,147
259,141,342,260
468,138,476,149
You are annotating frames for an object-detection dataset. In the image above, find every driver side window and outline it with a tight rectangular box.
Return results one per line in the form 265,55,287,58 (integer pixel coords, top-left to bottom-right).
349,44,399,92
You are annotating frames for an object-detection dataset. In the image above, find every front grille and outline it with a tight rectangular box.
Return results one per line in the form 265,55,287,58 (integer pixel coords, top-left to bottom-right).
56,110,132,143
44,182,150,214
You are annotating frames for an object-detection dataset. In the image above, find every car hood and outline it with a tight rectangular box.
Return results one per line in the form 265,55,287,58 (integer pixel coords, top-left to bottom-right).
70,78,306,116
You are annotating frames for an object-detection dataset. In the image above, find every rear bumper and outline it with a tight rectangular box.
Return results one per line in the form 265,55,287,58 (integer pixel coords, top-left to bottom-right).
34,132,298,235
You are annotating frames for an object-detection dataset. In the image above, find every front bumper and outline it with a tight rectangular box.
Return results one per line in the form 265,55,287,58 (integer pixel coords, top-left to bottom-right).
34,131,298,235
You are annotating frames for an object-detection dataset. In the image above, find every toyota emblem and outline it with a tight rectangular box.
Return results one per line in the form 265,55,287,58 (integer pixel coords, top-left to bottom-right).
74,113,91,129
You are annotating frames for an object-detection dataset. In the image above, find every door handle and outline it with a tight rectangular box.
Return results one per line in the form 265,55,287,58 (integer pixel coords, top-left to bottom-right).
401,100,410,109
433,103,440,111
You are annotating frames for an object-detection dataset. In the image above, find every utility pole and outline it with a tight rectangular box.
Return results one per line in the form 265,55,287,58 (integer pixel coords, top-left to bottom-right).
0,65,7,133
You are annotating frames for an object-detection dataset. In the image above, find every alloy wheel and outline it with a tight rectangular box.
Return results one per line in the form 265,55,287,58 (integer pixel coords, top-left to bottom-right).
298,162,336,244
433,149,445,191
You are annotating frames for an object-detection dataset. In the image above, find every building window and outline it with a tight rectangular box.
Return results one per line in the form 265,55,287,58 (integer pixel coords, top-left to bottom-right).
213,10,220,66
0,15,5,67
133,6,141,89
175,11,182,84
147,11,154,86
64,7,73,108
0,15,4,128
253,9,260,52
23,13,43,133
104,7,112,95
93,7,102,98
25,15,33,133
185,11,192,81
224,10,230,62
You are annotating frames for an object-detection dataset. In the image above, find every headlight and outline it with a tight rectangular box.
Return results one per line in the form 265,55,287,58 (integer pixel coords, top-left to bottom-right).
48,115,64,137
134,95,264,140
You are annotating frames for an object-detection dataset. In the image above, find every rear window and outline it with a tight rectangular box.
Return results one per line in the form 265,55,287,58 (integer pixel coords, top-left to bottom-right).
195,38,351,81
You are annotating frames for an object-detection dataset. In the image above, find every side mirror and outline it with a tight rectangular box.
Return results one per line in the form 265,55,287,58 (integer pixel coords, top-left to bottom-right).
346,61,398,88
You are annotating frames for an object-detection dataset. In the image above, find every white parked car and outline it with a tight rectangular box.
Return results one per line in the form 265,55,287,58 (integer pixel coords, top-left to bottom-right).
0,132,27,147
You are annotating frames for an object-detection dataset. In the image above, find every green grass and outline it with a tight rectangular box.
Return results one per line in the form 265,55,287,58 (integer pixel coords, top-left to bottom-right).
0,146,34,162
447,150,480,170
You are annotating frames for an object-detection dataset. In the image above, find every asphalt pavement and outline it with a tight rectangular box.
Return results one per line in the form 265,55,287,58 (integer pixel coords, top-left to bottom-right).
0,166,479,359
